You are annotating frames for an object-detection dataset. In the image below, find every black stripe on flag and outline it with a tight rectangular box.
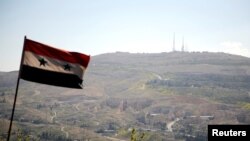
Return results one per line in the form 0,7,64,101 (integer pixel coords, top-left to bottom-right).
20,65,83,89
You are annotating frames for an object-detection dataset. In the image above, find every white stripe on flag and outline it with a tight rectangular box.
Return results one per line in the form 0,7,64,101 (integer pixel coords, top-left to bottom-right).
23,51,86,79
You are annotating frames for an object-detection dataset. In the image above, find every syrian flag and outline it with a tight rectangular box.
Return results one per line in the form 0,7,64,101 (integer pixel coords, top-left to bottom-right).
20,38,90,89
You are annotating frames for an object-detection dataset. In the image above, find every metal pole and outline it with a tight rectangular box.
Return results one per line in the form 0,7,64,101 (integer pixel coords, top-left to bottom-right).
7,36,26,141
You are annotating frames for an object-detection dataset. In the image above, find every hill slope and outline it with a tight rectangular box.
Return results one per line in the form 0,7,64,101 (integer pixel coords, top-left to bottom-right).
1,52,250,141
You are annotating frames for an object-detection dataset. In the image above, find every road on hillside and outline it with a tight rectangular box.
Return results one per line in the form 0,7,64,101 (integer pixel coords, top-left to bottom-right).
167,118,180,132
61,126,69,138
50,111,57,122
105,136,127,141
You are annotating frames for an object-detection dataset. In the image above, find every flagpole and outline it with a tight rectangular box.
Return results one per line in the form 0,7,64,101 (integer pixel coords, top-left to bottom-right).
7,36,26,141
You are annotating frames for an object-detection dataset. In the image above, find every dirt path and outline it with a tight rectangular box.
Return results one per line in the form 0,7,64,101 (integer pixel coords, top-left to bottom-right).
50,111,57,122
73,103,80,111
153,73,163,80
105,136,127,141
50,109,69,138
167,118,180,132
153,73,169,81
61,126,69,138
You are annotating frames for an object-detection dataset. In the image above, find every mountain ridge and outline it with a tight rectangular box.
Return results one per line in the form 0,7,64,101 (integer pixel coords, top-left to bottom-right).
1,51,250,141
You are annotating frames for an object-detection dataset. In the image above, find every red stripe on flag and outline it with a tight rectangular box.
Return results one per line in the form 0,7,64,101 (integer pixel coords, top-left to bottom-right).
24,39,90,68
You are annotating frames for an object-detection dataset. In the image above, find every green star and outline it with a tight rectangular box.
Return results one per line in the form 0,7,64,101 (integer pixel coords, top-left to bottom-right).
64,64,71,71
39,58,48,66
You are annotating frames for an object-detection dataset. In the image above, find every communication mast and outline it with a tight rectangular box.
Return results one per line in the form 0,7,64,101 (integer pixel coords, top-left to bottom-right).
181,36,184,52
173,33,175,52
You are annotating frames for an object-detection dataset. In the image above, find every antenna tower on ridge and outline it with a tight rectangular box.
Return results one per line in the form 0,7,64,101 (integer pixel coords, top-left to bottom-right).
173,33,175,52
181,36,184,52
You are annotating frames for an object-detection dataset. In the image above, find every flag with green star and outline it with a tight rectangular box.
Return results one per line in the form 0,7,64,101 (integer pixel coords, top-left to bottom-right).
20,38,90,89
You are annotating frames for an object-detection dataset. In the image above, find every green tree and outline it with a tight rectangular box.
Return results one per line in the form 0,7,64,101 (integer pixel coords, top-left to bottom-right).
17,129,30,141
130,128,145,141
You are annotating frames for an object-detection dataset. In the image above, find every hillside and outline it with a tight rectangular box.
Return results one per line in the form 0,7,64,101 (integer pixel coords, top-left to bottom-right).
1,52,250,141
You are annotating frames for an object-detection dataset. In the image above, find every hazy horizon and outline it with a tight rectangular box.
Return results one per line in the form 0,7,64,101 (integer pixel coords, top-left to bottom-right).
1,0,250,71
0,50,249,72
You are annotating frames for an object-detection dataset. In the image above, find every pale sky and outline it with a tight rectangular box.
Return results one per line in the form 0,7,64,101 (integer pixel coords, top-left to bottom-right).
0,0,250,71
